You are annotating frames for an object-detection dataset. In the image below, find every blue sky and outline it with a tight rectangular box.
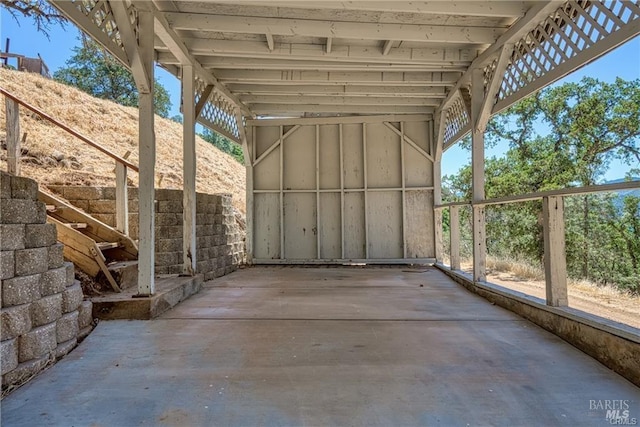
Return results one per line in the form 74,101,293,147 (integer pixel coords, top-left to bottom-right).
1,9,639,180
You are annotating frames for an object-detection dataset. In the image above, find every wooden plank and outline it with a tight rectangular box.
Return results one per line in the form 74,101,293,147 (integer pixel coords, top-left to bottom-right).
5,98,20,175
250,104,433,115
315,125,321,259
68,223,88,229
449,205,461,270
405,190,434,259
433,160,443,263
339,124,345,259
248,114,432,127
253,193,280,259
239,112,254,264
0,89,138,171
137,8,156,296
166,13,501,44
283,126,315,190
366,191,403,259
153,10,251,115
265,31,274,51
283,193,316,260
115,162,129,235
400,122,407,259
319,193,341,259
253,258,434,265
383,122,434,162
39,191,137,259
90,245,121,293
343,192,366,259
363,123,369,258
543,196,568,307
97,242,121,250
49,217,101,276
253,125,300,167
210,2,529,17
435,180,640,208
110,1,150,92
183,64,197,275
279,125,285,259
365,123,401,188
50,216,119,291
471,68,486,283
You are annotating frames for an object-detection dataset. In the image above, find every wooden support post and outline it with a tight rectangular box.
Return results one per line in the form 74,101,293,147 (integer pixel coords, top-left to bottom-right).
279,125,284,259
5,98,20,175
363,122,369,259
433,160,443,263
449,206,461,270
433,110,445,263
115,162,129,235
339,124,345,259
315,124,321,259
236,109,253,264
543,196,568,307
182,65,197,276
471,68,486,283
136,8,156,296
400,122,407,259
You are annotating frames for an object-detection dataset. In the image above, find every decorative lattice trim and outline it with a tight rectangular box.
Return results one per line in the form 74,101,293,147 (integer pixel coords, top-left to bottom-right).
72,0,127,57
498,0,640,101
443,94,470,147
195,78,241,142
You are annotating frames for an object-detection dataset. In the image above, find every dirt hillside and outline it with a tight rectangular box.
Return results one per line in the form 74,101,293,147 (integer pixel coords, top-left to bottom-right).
0,68,246,213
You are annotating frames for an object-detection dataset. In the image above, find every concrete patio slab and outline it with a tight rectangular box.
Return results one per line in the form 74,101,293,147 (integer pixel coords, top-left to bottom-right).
2,267,638,426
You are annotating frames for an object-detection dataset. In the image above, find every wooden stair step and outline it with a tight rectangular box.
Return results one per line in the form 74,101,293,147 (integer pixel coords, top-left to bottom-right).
46,204,69,212
97,242,122,251
66,222,88,229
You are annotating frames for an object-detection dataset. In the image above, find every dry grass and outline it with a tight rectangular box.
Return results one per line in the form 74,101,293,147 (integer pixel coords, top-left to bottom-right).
457,256,640,328
486,256,544,281
0,68,246,213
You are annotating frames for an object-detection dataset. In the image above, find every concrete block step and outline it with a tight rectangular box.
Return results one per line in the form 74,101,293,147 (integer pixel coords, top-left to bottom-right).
90,274,203,320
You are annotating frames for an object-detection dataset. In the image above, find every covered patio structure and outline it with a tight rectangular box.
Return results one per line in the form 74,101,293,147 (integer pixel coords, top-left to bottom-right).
3,0,638,423
44,0,640,291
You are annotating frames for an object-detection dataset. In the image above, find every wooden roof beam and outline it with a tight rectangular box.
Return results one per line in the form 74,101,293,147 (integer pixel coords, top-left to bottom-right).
156,42,480,66
153,8,252,114
165,13,503,44
211,1,530,18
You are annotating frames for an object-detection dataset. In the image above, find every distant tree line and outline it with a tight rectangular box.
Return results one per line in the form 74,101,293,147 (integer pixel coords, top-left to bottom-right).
443,77,640,294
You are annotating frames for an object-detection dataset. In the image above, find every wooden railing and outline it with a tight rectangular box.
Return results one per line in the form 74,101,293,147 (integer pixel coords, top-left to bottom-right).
434,180,640,307
1,88,138,236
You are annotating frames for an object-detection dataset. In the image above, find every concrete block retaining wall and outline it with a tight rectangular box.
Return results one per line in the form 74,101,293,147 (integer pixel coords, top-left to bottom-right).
47,186,245,281
1,173,93,392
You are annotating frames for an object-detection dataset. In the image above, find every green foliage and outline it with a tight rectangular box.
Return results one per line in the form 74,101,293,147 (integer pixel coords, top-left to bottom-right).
199,129,244,164
444,77,640,294
54,37,172,118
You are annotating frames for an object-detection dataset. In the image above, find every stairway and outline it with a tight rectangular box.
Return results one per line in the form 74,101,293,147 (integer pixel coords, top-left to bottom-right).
39,190,138,292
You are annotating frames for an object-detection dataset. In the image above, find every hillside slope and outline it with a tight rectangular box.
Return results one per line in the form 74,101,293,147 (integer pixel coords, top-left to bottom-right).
0,68,246,213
